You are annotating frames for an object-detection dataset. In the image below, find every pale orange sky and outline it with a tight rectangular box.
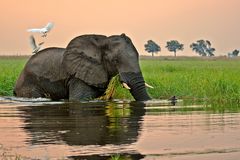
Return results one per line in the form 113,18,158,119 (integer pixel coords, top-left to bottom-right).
0,0,239,56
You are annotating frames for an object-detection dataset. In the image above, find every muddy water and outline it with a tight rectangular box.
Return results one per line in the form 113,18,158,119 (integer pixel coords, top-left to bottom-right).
0,98,240,160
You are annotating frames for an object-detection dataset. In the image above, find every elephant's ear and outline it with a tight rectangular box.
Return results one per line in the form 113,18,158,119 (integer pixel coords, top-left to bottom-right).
63,35,109,88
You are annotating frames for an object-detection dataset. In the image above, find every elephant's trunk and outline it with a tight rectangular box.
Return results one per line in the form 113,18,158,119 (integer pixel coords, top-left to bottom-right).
119,72,151,101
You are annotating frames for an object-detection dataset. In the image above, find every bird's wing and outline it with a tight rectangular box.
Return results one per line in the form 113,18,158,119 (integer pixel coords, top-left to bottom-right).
27,28,43,33
29,35,37,50
45,22,54,32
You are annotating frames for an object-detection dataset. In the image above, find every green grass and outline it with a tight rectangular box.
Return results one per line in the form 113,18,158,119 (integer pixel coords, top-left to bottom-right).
0,57,27,95
0,56,240,106
115,59,240,104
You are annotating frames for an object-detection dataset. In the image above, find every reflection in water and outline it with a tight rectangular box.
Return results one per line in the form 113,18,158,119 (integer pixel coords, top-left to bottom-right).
1,98,240,160
19,101,146,159
21,102,145,145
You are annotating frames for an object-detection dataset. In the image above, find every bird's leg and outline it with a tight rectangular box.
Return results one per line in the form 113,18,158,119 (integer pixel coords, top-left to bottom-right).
42,33,47,37
38,42,45,46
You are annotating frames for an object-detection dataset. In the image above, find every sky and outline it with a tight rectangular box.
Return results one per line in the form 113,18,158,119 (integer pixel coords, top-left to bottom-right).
0,0,240,56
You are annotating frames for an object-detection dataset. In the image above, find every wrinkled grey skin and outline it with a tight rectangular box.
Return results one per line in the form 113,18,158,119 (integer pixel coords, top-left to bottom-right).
14,34,151,101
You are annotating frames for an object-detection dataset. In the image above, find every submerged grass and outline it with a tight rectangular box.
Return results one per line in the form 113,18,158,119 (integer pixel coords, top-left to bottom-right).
0,56,240,106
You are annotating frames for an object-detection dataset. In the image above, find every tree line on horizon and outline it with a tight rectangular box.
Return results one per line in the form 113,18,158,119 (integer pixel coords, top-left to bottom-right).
144,39,239,57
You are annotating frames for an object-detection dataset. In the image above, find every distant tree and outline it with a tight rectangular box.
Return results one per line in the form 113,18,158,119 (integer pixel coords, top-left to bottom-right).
190,40,215,56
165,40,184,57
144,40,161,56
228,49,239,57
232,49,239,56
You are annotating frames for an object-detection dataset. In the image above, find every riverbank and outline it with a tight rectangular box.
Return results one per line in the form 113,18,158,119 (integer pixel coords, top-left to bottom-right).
1,56,240,105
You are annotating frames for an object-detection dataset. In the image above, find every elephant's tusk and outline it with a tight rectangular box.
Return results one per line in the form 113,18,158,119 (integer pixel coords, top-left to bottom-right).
145,83,154,89
122,83,131,90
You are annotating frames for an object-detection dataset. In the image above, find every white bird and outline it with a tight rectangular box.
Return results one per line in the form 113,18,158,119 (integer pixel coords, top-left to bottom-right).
29,35,44,54
27,22,54,37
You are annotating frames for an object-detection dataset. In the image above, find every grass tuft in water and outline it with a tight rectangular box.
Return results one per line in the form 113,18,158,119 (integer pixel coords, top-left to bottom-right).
110,154,121,160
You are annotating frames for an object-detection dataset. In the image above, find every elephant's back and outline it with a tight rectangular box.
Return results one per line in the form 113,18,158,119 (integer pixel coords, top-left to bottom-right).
24,47,67,81
37,47,65,55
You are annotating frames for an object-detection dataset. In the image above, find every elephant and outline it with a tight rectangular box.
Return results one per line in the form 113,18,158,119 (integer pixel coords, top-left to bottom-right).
14,34,151,101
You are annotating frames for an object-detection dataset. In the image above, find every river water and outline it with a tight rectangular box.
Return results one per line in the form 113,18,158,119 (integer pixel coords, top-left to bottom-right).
0,97,240,160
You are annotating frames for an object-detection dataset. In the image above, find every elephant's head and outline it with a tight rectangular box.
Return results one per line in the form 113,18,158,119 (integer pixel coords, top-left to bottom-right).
63,34,151,101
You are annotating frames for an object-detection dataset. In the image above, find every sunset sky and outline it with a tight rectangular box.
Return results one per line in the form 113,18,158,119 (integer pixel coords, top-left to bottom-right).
0,0,239,56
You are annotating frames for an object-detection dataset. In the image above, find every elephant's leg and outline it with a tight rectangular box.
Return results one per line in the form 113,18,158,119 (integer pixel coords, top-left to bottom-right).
15,85,44,98
68,78,101,101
